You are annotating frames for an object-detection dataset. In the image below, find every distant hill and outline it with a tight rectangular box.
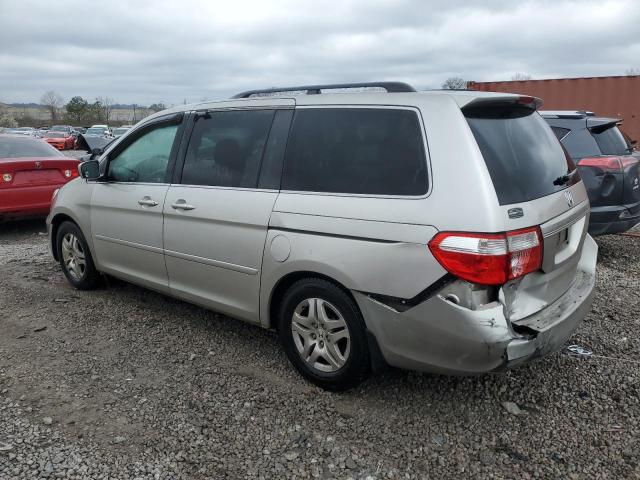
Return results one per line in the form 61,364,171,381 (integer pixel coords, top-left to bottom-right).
9,102,151,109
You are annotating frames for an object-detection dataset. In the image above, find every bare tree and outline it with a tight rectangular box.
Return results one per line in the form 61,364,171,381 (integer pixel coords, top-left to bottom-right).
511,72,532,81
625,67,640,76
40,90,64,121
441,77,467,90
0,102,17,128
95,96,114,122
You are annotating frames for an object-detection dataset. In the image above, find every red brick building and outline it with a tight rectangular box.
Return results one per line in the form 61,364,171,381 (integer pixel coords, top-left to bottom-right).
468,75,640,141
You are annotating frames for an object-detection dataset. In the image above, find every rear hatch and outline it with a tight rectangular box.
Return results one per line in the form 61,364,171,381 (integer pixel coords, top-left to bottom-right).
462,98,590,321
579,120,640,210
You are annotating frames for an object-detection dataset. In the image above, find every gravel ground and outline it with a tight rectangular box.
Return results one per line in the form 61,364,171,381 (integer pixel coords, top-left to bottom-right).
0,219,639,480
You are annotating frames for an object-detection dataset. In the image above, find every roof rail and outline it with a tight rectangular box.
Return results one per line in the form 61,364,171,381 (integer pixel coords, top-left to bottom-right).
231,82,416,99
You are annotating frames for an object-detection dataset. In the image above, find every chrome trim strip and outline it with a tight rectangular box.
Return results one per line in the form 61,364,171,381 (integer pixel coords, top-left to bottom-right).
94,235,164,254
541,200,590,237
164,249,257,275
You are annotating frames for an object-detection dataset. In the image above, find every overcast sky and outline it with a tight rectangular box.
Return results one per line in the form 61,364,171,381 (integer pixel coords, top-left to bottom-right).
1,0,639,106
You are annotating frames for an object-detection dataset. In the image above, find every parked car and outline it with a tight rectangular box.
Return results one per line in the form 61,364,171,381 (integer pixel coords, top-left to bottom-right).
50,125,74,135
0,134,80,219
48,82,597,391
73,126,86,135
43,131,75,150
112,127,131,138
90,124,111,134
13,127,37,136
542,111,640,235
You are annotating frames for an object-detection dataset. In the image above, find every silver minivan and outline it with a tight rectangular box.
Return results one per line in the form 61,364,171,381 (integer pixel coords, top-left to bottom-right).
48,82,597,391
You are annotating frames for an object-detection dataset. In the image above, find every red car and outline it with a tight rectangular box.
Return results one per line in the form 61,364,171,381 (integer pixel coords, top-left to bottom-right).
43,131,75,150
0,134,80,219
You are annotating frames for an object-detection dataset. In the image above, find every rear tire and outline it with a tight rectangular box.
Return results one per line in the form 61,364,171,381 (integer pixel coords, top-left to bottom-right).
277,278,370,391
56,221,100,290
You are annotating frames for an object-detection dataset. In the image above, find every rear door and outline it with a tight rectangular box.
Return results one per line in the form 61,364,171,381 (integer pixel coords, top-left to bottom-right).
163,107,292,323
90,114,183,292
463,100,590,320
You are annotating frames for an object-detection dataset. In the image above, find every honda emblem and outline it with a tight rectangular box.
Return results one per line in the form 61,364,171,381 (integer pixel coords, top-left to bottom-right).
564,190,574,208
35,161,42,169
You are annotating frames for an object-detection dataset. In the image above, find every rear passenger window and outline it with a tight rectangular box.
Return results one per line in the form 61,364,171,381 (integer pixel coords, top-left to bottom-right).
181,110,275,188
282,108,428,195
550,127,570,141
560,129,601,160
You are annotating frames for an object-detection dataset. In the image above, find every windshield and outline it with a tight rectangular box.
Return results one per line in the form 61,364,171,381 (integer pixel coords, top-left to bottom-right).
465,105,575,205
591,125,630,155
86,128,105,135
45,132,65,138
16,127,34,131
50,125,69,132
0,136,65,158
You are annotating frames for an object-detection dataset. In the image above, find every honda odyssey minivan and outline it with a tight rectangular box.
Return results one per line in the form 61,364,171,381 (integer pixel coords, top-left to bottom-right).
48,82,597,390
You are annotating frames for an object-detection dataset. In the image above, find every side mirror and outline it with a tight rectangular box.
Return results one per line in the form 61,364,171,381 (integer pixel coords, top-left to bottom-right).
79,160,101,180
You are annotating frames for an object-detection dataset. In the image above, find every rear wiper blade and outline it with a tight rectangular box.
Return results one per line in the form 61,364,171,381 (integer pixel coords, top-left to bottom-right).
553,170,577,186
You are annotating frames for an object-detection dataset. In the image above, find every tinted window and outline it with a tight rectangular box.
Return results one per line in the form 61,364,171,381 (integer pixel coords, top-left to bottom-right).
591,125,629,156
108,124,178,183
466,107,572,205
181,110,275,188
282,108,428,195
560,129,600,159
0,136,64,158
258,109,293,190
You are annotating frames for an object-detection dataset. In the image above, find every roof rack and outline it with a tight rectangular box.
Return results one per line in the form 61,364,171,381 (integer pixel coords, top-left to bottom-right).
231,82,416,99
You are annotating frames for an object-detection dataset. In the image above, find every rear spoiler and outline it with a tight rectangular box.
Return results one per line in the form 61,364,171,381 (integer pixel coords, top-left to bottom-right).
586,117,621,134
461,95,543,112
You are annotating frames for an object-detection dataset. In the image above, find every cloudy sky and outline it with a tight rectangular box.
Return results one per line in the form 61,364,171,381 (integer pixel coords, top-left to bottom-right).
1,0,639,106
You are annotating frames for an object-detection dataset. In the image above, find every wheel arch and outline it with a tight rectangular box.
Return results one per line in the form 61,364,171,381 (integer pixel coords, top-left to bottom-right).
267,270,359,332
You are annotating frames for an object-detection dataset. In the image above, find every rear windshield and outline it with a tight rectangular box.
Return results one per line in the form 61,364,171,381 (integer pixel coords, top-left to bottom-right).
0,136,64,158
591,125,630,156
465,105,572,205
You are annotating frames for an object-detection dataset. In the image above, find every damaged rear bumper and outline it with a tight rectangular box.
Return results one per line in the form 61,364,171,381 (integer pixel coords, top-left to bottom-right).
353,235,598,375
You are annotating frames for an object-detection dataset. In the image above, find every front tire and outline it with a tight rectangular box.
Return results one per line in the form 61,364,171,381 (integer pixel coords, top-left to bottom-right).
277,278,370,391
56,221,100,290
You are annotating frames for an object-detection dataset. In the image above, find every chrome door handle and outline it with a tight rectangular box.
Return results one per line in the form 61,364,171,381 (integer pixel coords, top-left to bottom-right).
171,200,195,211
138,197,158,207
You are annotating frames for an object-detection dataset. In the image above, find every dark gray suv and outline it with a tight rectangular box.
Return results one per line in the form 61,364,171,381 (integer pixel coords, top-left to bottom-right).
542,111,640,235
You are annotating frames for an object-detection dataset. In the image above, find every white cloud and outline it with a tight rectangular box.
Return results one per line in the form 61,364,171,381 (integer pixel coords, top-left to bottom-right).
0,0,638,105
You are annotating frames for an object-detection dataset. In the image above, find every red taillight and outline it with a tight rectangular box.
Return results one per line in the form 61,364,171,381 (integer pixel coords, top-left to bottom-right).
578,156,624,172
428,227,543,286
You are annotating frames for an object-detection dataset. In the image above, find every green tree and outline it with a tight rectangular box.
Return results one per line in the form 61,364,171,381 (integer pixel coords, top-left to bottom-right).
65,96,90,124
91,99,105,123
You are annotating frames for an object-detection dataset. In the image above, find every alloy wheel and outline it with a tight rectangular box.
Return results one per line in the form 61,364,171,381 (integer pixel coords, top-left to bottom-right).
61,232,86,281
291,298,351,373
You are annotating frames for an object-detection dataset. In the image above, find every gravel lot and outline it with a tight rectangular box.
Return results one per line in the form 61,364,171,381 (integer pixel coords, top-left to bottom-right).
1,218,639,479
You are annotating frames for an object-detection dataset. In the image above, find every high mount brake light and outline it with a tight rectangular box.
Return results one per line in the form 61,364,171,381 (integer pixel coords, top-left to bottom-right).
428,227,543,286
577,156,637,172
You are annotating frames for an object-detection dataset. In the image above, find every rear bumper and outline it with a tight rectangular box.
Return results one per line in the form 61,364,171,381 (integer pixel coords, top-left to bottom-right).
354,235,598,375
0,185,58,218
588,201,640,235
